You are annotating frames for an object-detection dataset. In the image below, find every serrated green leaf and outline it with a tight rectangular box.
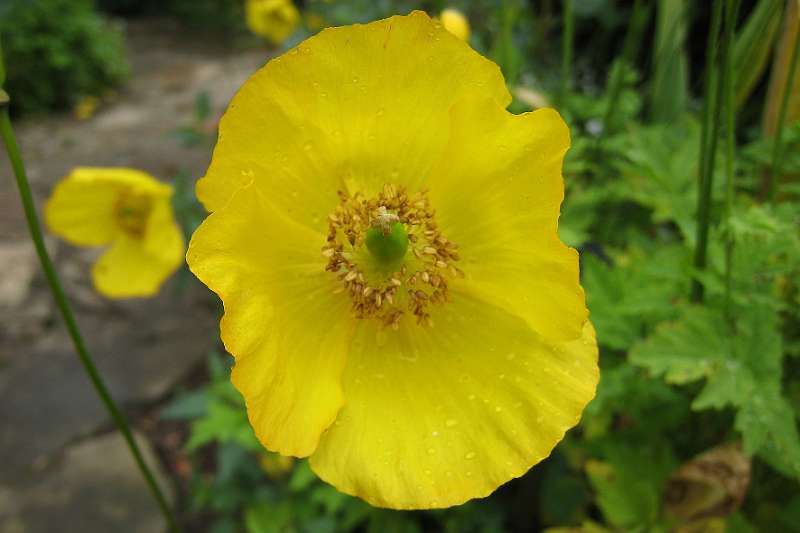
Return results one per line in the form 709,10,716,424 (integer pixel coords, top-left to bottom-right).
736,390,800,478
631,303,800,478
582,246,687,351
585,442,676,530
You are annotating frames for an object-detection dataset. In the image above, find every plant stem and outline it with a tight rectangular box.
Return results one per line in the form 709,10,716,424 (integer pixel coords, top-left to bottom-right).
767,26,800,201
691,0,724,303
600,0,645,135
0,103,180,533
561,0,574,101
722,0,741,322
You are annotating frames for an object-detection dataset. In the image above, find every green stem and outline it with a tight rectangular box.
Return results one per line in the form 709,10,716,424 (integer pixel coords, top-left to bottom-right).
767,26,800,201
691,0,724,303
722,0,741,322
560,0,574,100
0,105,180,533
600,0,645,135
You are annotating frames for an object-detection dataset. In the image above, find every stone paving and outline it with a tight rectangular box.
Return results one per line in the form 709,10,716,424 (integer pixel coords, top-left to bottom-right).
0,18,269,532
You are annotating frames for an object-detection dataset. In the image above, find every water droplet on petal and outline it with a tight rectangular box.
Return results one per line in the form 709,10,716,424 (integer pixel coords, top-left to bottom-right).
465,451,476,460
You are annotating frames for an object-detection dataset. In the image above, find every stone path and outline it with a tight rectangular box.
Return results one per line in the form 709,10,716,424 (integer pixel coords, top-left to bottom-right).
0,18,269,533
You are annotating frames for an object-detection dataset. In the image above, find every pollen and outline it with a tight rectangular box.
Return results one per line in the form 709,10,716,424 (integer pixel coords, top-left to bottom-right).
322,184,462,328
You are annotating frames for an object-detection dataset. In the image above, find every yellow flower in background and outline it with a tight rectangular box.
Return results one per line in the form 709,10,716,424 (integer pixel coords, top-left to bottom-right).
439,7,470,41
303,11,327,32
46,168,185,298
73,96,100,121
188,12,598,509
245,0,300,44
259,451,295,478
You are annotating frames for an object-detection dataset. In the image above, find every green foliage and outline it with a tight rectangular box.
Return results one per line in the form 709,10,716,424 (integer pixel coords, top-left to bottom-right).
164,354,507,532
649,0,689,122
165,0,245,32
732,0,784,108
0,0,128,115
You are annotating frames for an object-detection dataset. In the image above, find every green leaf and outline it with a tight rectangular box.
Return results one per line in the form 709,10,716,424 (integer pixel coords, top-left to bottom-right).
244,500,293,533
631,304,800,478
288,460,318,493
160,389,208,420
649,0,689,122
732,0,784,108
582,246,687,351
736,390,800,478
585,442,676,530
614,120,707,241
185,400,258,451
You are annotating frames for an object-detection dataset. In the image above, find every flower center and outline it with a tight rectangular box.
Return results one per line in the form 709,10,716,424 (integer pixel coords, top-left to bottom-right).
323,184,462,328
365,207,409,264
114,192,152,239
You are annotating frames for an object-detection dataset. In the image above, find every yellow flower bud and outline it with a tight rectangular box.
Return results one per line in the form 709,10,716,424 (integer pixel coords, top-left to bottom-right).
439,8,470,41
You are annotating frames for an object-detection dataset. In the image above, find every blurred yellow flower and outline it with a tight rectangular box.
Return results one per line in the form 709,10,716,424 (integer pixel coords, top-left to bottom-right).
73,96,100,121
259,451,295,478
46,168,185,298
187,12,597,509
303,11,327,32
245,0,299,44
439,7,470,41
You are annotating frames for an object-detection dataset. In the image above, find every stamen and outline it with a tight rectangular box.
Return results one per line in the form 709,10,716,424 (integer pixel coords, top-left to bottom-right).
323,185,461,328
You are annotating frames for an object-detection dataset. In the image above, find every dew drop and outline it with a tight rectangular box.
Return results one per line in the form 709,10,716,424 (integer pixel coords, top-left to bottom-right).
465,451,476,460
427,448,436,455
468,394,476,401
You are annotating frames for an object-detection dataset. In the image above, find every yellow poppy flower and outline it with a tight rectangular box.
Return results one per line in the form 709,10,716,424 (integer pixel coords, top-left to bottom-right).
439,7,470,41
245,0,300,44
187,12,598,509
46,167,185,298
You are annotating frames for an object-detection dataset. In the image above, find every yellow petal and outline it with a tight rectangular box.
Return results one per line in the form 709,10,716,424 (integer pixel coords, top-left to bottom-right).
92,230,182,299
187,184,353,456
45,167,172,246
428,97,586,342
309,293,598,509
197,11,510,229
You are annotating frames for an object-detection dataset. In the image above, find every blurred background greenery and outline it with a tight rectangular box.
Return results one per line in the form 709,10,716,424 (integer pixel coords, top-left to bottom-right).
1,0,799,532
